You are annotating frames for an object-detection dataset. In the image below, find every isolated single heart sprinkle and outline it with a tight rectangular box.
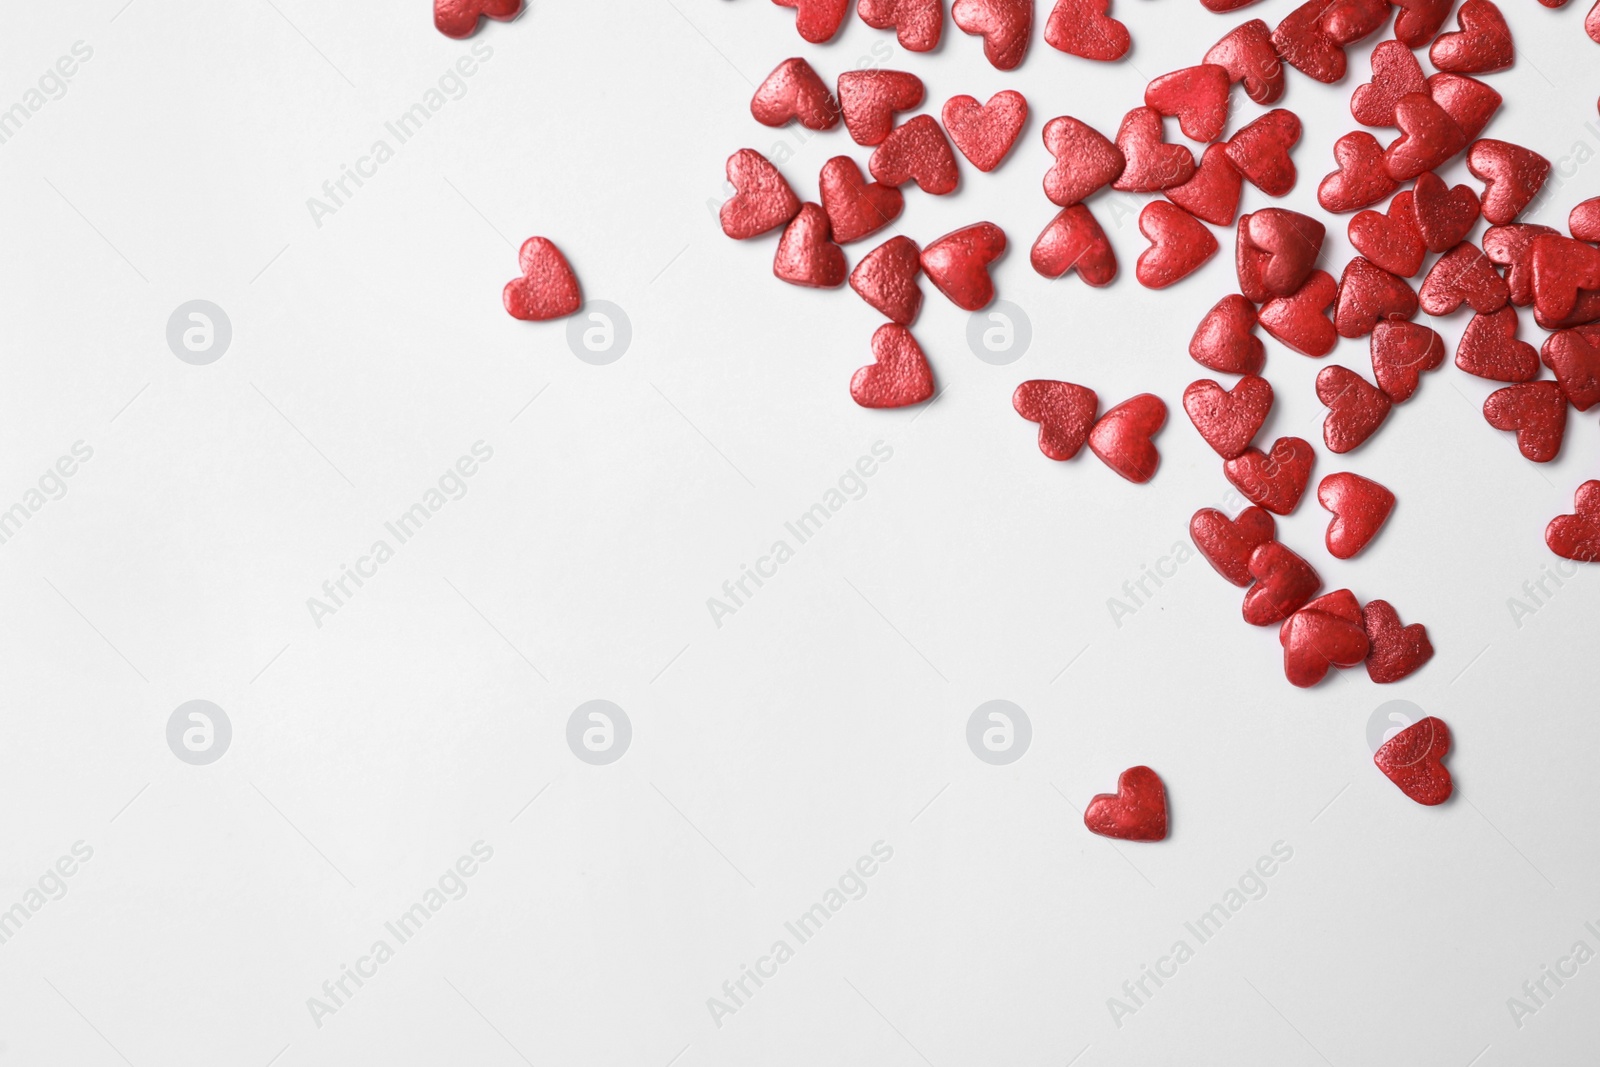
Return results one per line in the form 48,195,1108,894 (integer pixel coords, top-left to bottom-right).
1482,381,1568,463
1393,0,1454,47
1369,319,1444,402
1319,131,1400,214
1225,109,1302,197
720,149,801,240
1412,171,1481,254
1137,202,1218,289
1031,205,1118,286
771,0,852,43
1455,307,1539,381
503,236,582,322
1088,394,1167,482
1318,471,1395,559
1430,0,1515,74
752,58,840,131
1467,140,1551,226
1083,766,1168,841
1374,717,1454,806
1042,116,1126,206
774,203,847,288
851,323,935,408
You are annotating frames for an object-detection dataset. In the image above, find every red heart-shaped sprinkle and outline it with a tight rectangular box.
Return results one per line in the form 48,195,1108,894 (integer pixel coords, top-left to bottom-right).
772,0,851,42
1419,242,1509,316
870,115,961,194
1137,202,1218,289
1427,72,1502,142
720,149,802,240
1321,0,1389,44
1145,64,1232,143
1318,131,1400,213
1393,0,1453,47
851,323,935,408
1190,505,1276,586
435,0,521,38
1430,0,1514,74
1374,717,1453,806
1467,140,1550,226
1083,766,1168,841
1570,197,1600,243
1205,20,1285,105
922,222,1006,310
1541,328,1600,411
1238,209,1326,302
1319,471,1396,559
1530,234,1600,325
1089,394,1167,482
1183,375,1273,459
820,156,904,244
1225,109,1302,197
1167,144,1244,227
943,90,1027,172
1349,192,1426,277
858,0,944,51
1279,601,1370,687
1113,107,1195,192
1412,171,1481,253
850,236,923,325
1547,480,1600,561
1456,307,1537,381
1272,0,1347,83
838,69,925,146
1191,295,1266,375
752,58,840,131
1242,539,1322,624
1259,270,1338,357
1317,365,1392,452
1385,93,1468,181
1351,41,1427,128
1484,223,1558,307
1044,0,1131,61
1042,116,1126,206
1031,204,1118,286
1336,257,1419,339
1590,0,1600,42
1362,600,1434,683
1224,436,1315,515
1369,319,1443,400
952,0,1033,69
774,204,847,289
1013,379,1100,459
503,236,581,322
1484,381,1568,462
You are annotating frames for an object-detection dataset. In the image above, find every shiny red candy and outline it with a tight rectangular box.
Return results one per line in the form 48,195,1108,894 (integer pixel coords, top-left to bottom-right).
1483,381,1568,462
1089,394,1167,482
1145,65,1232,143
772,0,851,42
1318,472,1395,559
1467,140,1551,226
1318,132,1400,213
1321,0,1389,44
1113,107,1195,192
1014,380,1099,460
1237,209,1325,303
870,115,961,194
1205,20,1284,106
1547,480,1600,561
1427,73,1501,142
850,236,923,325
1430,0,1515,74
1570,198,1600,243
1225,109,1302,197
1374,717,1454,806
1167,144,1245,227
1031,205,1118,286
1191,506,1276,586
435,0,521,38
943,91,1027,172
1259,269,1338,357
1455,307,1538,381
1529,234,1600,325
1393,0,1454,47
858,0,944,51
1272,0,1347,84
1411,171,1481,254
720,150,801,240
1351,41,1427,128
1183,376,1273,459
1083,767,1168,841
1044,0,1131,61
1191,295,1266,375
952,0,1033,69
1484,223,1558,307
1541,329,1600,410
1043,116,1126,206
1362,600,1434,683
1317,366,1392,453
922,222,1006,310
851,324,935,408
1137,202,1218,289
1369,320,1443,401
1419,242,1508,315
753,58,840,130
1385,93,1468,181
1349,192,1426,277
820,156,903,244
1280,592,1370,687
1335,257,1419,339
1242,540,1322,624
1224,437,1315,515
503,237,581,322
774,204,847,288
838,70,925,146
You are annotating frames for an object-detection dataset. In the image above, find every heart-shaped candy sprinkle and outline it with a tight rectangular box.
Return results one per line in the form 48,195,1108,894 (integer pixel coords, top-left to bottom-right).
1529,234,1600,325
1393,0,1454,47
1374,717,1454,806
1190,505,1276,586
503,236,582,322
1144,64,1232,143
857,0,944,51
1318,472,1395,559
1541,328,1600,410
435,0,522,38
870,115,961,194
1348,191,1426,277
1483,381,1568,462
1412,171,1481,253
850,236,923,325
1089,394,1167,482
1205,19,1284,105
1242,540,1322,624
1191,295,1266,375
1042,116,1126,206
922,222,1006,310
1318,131,1400,213
1279,596,1370,687
1183,376,1273,459
1336,257,1419,339
1362,599,1434,683
1466,140,1551,226
1547,480,1600,561
774,203,848,288
838,69,925,146
820,156,904,244
1083,766,1168,841
1385,93,1469,181
1317,365,1392,452
772,0,851,42
1272,0,1347,83
1031,205,1118,286
1419,242,1509,316
1113,107,1195,192
720,149,802,240
752,58,840,130
1137,202,1218,289
943,90,1028,172
1044,0,1131,61
1224,436,1315,515
952,0,1033,69
1166,144,1245,227
1224,109,1302,197
1259,269,1338,357
1369,320,1444,400
1430,0,1515,74
1570,197,1600,243
1455,306,1538,381
1013,379,1100,459
1351,41,1427,127
1427,72,1502,141
1237,209,1325,302
851,324,935,408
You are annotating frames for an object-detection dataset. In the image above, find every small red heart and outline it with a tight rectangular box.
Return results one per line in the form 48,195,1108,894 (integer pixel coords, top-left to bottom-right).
1279,598,1370,688
1385,93,1468,181
1183,375,1273,459
1259,269,1338,357
752,58,840,131
1271,0,1347,84
1042,116,1126,206
1144,64,1232,143
1393,0,1453,47
1419,241,1509,316
1089,394,1167,483
1374,717,1453,806
503,236,581,322
1455,306,1538,381
720,149,801,240
952,0,1033,69
820,156,904,244
1205,19,1284,105
1547,480,1600,561
1317,131,1400,214
1482,223,1557,306
943,90,1028,173
1191,295,1266,375
1242,539,1322,624
1237,209,1325,302
1541,328,1600,411
1317,365,1392,452
1320,0,1389,44
1113,107,1195,192
850,236,923,325
922,223,1006,310
1362,599,1434,683
837,69,925,146
1351,40,1427,127
1483,380,1568,463
857,0,944,51
1224,436,1315,515
1529,234,1600,325
1318,471,1395,559
1224,109,1302,197
1427,72,1502,141
1166,144,1245,227
1190,505,1276,586
1411,171,1481,253
1430,0,1514,74
1136,202,1218,289
1083,767,1168,842
1369,319,1443,401
1013,379,1100,459
870,115,961,195
1349,192,1426,277
1570,197,1600,243
1044,0,1131,61
851,324,935,408
771,0,851,42
774,203,848,289
1467,140,1551,226
1031,204,1118,286
434,0,521,38
1335,257,1419,340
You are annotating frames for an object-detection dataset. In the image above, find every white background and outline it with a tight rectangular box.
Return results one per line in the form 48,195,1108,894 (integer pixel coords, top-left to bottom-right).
1,0,1598,1063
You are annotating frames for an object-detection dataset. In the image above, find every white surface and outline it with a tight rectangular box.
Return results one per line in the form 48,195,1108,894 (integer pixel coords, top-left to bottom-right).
1,0,1598,1063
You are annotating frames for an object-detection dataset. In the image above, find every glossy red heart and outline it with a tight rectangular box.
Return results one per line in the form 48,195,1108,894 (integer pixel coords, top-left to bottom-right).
851,323,935,408
1318,131,1400,213
434,0,521,38
850,236,923,325
1167,144,1244,227
1412,171,1481,253
752,58,840,131
1456,307,1537,381
772,0,851,42
1547,480,1600,561
1271,0,1347,84
1089,394,1167,482
1430,0,1514,73
1183,375,1273,459
857,0,944,51
1321,0,1390,44
1318,472,1395,559
943,90,1027,172
1467,140,1551,226
1351,41,1427,128
1362,600,1434,683
820,156,903,244
1317,365,1392,452
1191,295,1266,375
1419,242,1509,315
1483,381,1568,462
1242,539,1322,624
774,203,847,288
1224,436,1315,515
1279,600,1370,687
1541,328,1600,410
1145,64,1232,143
1238,209,1325,302
1042,116,1126,206
1083,766,1168,841
1369,319,1443,400
1530,234,1600,325
1393,0,1453,47
1349,192,1426,277
720,149,802,240
1570,197,1600,243
922,222,1006,310
1224,109,1302,197
1427,72,1502,141
1190,505,1276,586
1044,0,1131,61
1385,93,1469,181
1483,223,1558,307
1205,20,1285,105
1113,107,1195,192
1137,202,1218,289
1259,269,1338,357
1031,205,1118,287
870,115,961,195
837,69,925,146
1013,379,1099,459
503,236,581,321
1335,256,1419,339
952,0,1032,69
1374,717,1453,806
